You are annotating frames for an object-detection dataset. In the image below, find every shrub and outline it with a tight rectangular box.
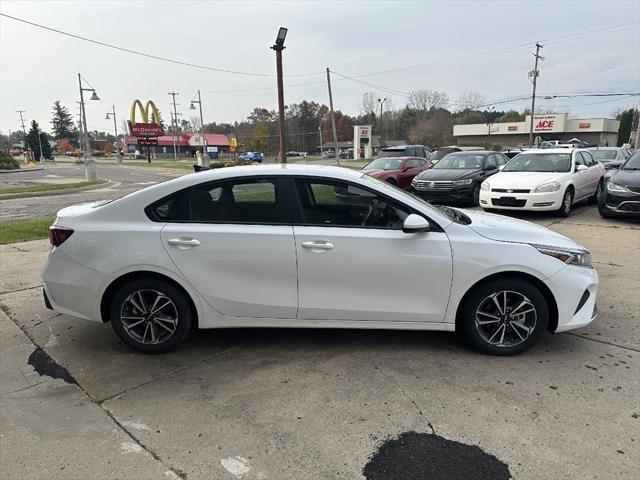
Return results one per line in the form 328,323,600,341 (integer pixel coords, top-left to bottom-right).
0,151,20,170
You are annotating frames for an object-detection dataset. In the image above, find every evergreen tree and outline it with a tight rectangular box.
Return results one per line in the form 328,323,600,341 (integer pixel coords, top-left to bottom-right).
51,100,77,146
26,120,52,160
617,108,634,147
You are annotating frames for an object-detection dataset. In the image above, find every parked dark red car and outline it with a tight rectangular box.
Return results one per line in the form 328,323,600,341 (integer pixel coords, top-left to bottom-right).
361,156,432,190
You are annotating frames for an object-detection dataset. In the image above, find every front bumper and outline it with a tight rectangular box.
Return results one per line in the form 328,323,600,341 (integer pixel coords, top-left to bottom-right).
411,184,475,203
544,264,599,332
599,190,640,217
479,190,564,211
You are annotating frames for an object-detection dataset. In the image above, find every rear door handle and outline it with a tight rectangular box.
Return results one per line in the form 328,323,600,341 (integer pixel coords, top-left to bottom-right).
167,238,201,248
301,240,334,251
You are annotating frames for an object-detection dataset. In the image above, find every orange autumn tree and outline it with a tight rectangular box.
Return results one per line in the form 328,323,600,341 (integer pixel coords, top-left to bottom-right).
57,138,72,152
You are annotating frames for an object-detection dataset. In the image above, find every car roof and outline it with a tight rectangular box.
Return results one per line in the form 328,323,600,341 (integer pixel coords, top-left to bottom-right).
516,148,577,155
372,156,422,160
382,145,424,150
444,150,491,156
587,147,621,151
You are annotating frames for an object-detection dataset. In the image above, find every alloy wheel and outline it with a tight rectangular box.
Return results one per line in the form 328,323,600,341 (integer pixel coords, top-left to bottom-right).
563,191,573,215
120,289,179,345
474,290,537,348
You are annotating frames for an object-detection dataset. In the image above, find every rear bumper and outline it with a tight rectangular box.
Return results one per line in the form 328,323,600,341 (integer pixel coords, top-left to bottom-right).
544,264,599,332
41,247,112,322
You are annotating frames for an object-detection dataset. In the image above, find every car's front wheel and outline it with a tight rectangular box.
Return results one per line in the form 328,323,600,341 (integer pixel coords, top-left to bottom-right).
556,188,573,217
461,277,548,355
471,184,481,206
110,278,194,353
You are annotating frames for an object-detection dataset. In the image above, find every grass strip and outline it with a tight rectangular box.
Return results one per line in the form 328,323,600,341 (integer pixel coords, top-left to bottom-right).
0,217,55,244
0,179,107,195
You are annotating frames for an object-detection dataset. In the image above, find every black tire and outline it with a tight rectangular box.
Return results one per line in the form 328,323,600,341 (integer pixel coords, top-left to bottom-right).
556,188,574,217
110,278,194,353
461,277,548,356
590,179,604,205
598,201,614,219
471,184,481,206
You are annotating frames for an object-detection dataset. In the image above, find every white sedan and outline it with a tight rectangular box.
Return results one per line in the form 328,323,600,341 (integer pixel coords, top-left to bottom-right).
480,148,605,216
42,165,598,355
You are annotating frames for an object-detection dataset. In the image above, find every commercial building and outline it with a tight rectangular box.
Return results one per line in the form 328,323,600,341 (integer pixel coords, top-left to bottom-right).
122,133,230,156
453,113,620,147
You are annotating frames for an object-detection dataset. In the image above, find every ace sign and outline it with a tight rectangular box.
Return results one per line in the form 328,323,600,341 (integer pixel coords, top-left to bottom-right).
526,113,566,133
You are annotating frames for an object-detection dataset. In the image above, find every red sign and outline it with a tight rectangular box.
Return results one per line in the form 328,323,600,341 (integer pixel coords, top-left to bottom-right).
535,120,554,130
130,122,163,137
508,125,518,131
579,122,591,129
138,138,158,146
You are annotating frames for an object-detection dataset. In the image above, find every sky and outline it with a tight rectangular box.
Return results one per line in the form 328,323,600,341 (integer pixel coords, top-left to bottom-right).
1,0,639,136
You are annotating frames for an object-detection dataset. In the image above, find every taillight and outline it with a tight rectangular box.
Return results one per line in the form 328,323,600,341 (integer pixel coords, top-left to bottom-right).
49,226,74,247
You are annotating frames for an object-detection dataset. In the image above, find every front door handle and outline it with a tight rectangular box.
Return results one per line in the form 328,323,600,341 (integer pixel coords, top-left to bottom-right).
301,240,334,251
167,238,201,248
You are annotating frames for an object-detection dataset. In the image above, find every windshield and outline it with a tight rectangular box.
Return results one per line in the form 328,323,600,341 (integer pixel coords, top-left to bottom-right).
363,158,404,171
590,150,618,161
504,153,571,172
434,153,486,169
377,149,406,158
622,152,640,170
431,149,457,161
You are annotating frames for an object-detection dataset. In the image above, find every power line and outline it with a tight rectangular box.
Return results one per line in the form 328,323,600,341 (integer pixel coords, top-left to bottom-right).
340,21,638,80
0,13,324,78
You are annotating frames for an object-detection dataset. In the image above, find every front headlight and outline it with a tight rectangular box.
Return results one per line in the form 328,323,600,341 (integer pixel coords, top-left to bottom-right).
533,245,592,268
480,181,490,191
452,179,473,185
534,181,561,193
607,181,628,193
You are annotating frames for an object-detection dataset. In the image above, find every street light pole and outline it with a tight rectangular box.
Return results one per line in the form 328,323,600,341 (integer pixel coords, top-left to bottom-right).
190,90,208,167
37,124,45,164
78,73,100,180
271,27,288,164
105,105,122,165
378,97,387,144
486,106,495,146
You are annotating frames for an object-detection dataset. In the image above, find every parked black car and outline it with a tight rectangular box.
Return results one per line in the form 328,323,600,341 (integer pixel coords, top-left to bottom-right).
598,151,640,219
377,145,431,159
411,151,509,206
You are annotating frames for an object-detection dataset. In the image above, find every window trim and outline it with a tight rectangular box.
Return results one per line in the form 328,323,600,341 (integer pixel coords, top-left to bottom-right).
145,175,294,225
290,175,444,232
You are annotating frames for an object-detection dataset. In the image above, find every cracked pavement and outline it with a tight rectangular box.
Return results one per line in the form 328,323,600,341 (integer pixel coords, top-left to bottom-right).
0,203,638,479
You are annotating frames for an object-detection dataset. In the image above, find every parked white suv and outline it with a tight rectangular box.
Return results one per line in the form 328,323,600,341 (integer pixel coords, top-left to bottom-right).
480,148,605,217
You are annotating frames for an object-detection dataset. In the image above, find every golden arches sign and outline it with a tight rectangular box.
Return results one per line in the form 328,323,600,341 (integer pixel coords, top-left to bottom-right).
129,99,163,137
130,99,161,124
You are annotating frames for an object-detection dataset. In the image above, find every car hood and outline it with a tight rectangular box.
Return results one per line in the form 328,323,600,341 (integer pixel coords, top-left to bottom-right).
611,169,640,188
462,209,583,250
486,171,566,189
415,168,480,181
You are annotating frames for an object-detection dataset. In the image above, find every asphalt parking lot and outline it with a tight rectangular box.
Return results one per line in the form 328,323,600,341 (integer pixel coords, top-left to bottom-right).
1,203,639,480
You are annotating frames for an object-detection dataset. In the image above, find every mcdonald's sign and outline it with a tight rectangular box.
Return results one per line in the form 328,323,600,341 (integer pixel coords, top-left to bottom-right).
128,99,164,137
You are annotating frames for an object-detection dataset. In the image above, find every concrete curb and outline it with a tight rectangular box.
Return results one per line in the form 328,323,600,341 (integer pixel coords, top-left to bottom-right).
0,167,45,174
0,179,112,200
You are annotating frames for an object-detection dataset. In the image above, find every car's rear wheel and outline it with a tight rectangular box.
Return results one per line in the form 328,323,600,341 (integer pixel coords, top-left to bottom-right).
556,188,573,217
461,277,548,355
110,278,193,353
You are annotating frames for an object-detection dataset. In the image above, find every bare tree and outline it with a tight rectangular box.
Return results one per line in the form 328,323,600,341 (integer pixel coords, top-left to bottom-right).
121,119,130,136
456,91,486,110
361,91,377,116
408,89,450,111
190,116,202,131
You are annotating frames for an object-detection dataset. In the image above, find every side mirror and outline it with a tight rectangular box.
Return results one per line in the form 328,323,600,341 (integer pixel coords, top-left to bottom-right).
484,164,497,171
576,164,588,172
402,214,431,234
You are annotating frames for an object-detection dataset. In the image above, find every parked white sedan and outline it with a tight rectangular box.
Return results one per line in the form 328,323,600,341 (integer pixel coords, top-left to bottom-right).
42,165,598,355
480,148,605,216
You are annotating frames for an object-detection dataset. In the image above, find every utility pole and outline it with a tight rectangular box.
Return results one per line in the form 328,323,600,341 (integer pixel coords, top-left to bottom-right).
271,28,288,163
76,102,83,154
326,68,340,166
634,107,640,150
16,110,29,161
168,91,180,160
528,43,544,147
